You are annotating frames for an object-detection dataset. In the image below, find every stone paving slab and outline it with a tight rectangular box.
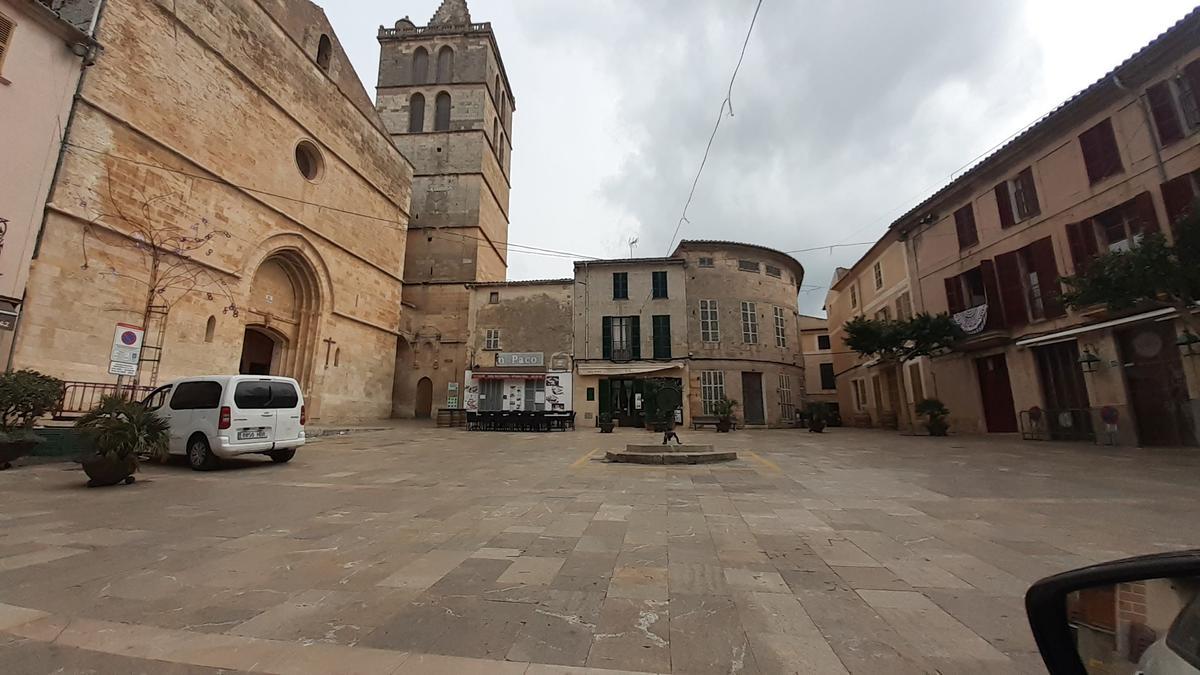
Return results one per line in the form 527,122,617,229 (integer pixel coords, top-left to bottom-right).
1,424,1199,673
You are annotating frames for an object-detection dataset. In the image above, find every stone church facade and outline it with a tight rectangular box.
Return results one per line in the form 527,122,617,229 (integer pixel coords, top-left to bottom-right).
376,0,516,418
11,0,413,422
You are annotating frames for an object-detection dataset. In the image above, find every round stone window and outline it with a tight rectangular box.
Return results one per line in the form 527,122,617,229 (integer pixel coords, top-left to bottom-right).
294,140,324,182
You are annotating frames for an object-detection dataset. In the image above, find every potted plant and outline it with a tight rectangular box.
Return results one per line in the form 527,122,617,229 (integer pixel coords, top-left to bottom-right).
75,396,169,487
915,398,951,437
0,370,65,470
598,412,615,433
713,397,739,433
806,402,831,433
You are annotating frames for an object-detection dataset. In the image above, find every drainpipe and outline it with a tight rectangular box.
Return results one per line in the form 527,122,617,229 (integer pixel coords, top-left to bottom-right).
1113,73,1169,184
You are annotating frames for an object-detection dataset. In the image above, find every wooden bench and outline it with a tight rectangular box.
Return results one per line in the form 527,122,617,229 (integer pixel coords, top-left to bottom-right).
691,416,736,430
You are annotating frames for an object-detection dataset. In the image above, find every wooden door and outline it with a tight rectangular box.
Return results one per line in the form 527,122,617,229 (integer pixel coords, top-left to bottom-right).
975,354,1018,433
742,372,765,425
415,377,434,418
1116,322,1195,446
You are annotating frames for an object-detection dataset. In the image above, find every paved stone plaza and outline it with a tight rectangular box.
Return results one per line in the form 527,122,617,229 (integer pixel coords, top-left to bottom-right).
1,425,1198,674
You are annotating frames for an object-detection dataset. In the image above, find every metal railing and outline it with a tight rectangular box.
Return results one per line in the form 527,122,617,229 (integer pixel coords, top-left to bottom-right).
55,381,155,420
1020,408,1096,443
378,22,492,39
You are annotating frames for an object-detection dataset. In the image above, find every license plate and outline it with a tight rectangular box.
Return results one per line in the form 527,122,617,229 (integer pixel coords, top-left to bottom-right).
238,428,268,440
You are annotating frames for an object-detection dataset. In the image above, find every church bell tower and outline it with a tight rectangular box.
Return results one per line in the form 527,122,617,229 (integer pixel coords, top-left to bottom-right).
377,0,515,417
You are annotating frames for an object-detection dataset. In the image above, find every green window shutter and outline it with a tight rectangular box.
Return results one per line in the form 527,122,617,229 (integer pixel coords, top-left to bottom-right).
598,379,611,416
602,316,613,359
653,315,671,359
630,316,641,360
652,271,668,298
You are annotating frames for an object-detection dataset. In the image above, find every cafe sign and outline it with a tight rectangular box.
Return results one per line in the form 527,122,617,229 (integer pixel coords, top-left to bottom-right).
496,352,544,367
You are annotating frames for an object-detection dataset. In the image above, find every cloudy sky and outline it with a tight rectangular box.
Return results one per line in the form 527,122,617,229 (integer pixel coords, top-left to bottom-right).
323,0,1197,315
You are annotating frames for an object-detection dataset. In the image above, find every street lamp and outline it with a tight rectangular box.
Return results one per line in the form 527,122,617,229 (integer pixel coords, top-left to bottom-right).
1077,347,1102,374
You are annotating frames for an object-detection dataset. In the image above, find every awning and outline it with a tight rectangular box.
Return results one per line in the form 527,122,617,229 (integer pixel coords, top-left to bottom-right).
1014,307,1176,348
469,365,548,380
576,362,685,377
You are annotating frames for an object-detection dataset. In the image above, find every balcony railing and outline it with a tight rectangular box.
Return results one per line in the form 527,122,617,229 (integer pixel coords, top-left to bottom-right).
378,22,492,39
610,348,633,363
55,381,155,420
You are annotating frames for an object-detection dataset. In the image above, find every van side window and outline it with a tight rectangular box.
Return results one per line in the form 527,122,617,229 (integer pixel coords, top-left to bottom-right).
270,382,299,408
234,382,272,409
169,381,222,410
143,386,172,411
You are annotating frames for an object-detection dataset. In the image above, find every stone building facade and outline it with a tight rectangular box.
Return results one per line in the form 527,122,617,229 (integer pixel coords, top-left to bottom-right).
0,0,96,370
799,314,838,410
463,279,573,413
376,0,515,419
825,8,1200,446
11,0,413,422
570,241,806,428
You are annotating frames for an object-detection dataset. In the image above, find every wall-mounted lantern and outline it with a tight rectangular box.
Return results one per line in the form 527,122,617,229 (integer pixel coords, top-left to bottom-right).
1077,346,1102,374
1176,329,1200,357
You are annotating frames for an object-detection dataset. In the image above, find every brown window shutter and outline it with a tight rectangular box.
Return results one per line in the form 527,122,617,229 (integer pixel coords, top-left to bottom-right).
1132,191,1161,234
995,182,1015,228
1080,119,1123,184
979,259,1006,329
954,205,978,249
1018,167,1041,218
0,13,14,70
1029,237,1065,319
995,251,1028,329
944,276,964,315
1147,81,1184,147
1184,60,1200,120
1065,221,1096,274
1161,173,1199,232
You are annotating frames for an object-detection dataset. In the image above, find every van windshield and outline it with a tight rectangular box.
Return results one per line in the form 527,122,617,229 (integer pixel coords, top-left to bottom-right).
234,381,299,409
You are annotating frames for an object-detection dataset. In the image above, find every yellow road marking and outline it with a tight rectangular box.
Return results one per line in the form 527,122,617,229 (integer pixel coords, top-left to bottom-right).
745,450,782,473
570,448,600,469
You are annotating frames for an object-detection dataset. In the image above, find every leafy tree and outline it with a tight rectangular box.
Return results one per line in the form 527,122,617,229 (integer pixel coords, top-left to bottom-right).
1061,207,1200,334
842,313,962,432
0,370,65,432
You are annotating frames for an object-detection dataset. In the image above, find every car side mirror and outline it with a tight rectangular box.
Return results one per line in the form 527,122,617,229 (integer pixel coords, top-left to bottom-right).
1026,550,1200,675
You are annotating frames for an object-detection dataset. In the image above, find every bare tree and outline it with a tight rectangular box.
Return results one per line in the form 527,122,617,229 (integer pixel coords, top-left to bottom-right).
78,173,240,387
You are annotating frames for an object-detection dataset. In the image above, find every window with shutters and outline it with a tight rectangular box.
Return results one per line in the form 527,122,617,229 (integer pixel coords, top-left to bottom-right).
408,93,425,132
738,260,760,273
765,265,782,278
651,271,668,299
817,334,831,350
1065,192,1162,274
944,264,1006,331
954,204,979,249
896,292,913,321
612,272,628,300
995,167,1040,227
0,13,13,78
1079,118,1124,184
852,378,868,411
849,285,858,308
699,300,720,343
1161,170,1200,232
819,363,836,391
778,374,794,421
436,46,454,83
773,307,787,348
994,236,1065,326
700,371,725,415
605,316,638,361
651,315,671,359
741,302,759,344
484,329,501,351
434,92,452,131
872,262,884,289
1146,61,1200,148
411,47,429,84
698,257,714,268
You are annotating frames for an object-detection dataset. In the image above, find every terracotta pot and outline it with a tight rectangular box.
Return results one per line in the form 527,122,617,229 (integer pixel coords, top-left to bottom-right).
81,453,138,488
0,438,41,470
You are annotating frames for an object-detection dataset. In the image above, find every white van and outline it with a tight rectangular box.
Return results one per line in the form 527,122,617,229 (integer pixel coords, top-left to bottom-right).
142,376,306,470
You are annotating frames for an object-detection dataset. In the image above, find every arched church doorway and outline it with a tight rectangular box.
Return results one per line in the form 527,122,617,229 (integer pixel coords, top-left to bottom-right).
240,326,283,375
416,377,433,418
241,251,321,388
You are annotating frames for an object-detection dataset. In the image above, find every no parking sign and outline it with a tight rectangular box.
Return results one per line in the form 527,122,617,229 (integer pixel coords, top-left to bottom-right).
109,323,145,376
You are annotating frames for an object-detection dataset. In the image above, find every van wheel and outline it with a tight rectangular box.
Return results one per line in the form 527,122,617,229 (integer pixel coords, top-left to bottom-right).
187,435,218,471
269,449,295,464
